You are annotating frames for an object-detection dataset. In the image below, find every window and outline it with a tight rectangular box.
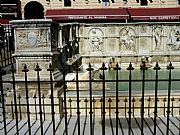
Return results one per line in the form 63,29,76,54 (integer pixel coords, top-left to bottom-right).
64,0,71,7
140,0,147,6
102,0,110,6
85,0,89,4
111,0,115,3
24,1,44,19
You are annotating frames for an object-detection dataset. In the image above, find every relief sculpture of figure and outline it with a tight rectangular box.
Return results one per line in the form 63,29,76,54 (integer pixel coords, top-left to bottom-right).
167,27,180,50
153,26,162,50
90,30,103,52
120,27,135,51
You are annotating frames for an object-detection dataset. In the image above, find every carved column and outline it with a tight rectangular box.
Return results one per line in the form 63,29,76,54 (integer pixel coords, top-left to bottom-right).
69,24,73,42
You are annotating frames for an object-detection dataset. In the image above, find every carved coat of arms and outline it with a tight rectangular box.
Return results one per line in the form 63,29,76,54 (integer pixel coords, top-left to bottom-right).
27,32,37,46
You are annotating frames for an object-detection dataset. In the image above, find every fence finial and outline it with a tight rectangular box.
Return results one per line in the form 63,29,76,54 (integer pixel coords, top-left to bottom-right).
22,64,29,72
167,62,174,70
87,63,94,71
34,63,42,71
127,62,134,70
100,62,107,70
153,62,161,70
114,63,121,70
47,63,54,71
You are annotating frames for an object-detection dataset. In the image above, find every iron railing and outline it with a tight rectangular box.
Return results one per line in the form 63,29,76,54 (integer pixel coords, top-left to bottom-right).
0,24,14,68
0,62,180,135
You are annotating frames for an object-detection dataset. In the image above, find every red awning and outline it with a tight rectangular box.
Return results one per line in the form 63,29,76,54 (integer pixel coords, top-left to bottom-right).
128,8,180,20
0,19,10,24
45,8,129,20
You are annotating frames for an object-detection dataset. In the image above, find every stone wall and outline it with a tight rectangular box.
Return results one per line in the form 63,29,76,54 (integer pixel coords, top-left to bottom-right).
20,0,180,13
79,22,180,67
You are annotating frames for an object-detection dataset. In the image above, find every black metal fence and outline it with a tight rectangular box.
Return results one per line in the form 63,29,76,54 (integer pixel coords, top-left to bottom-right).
0,62,180,135
0,24,14,68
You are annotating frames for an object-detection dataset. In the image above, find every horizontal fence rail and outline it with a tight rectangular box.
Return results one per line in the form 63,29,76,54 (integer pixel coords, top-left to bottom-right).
0,62,180,135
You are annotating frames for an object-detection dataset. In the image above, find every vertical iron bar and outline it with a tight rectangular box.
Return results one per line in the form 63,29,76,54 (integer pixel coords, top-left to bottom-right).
5,29,10,65
114,63,121,135
0,66,7,134
132,98,135,117
124,98,127,117
116,66,119,135
127,62,134,135
100,62,107,135
3,35,6,67
42,94,45,120
62,65,68,135
22,64,31,135
11,65,19,135
166,62,174,135
47,64,56,135
147,97,151,117
84,99,88,116
128,69,132,135
0,48,3,67
10,26,14,65
92,98,96,135
75,62,80,135
100,98,103,122
68,98,72,117
33,95,38,120
108,98,112,116
140,62,148,135
163,98,167,117
11,101,14,119
87,63,94,135
18,94,22,120
35,64,43,135
153,62,161,135
179,99,180,135
171,97,175,116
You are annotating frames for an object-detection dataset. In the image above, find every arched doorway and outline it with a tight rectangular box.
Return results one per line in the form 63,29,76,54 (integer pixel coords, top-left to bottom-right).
24,1,44,19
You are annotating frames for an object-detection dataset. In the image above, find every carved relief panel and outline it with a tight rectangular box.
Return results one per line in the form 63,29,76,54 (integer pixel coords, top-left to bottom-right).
15,28,49,50
152,25,163,51
167,26,180,51
88,28,104,53
79,23,180,57
119,27,136,53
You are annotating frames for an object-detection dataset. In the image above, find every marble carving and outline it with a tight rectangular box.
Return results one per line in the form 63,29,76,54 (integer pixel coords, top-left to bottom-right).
89,28,104,52
119,27,135,52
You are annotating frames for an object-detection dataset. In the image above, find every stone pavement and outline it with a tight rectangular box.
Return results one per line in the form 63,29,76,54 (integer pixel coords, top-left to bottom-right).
0,116,179,135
